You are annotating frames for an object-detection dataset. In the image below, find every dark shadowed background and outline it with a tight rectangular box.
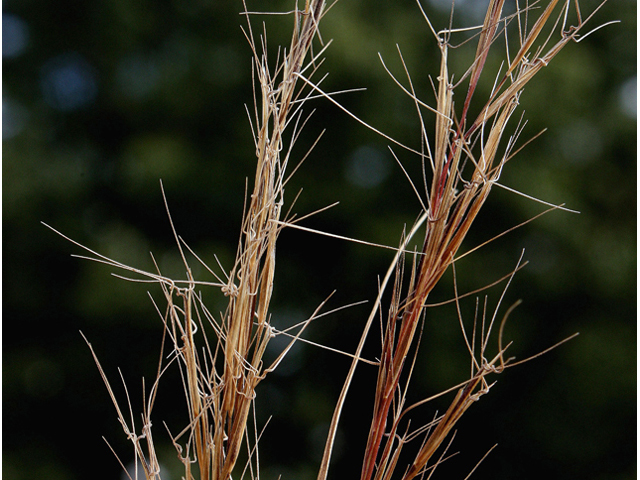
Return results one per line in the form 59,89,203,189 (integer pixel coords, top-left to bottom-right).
3,1,636,479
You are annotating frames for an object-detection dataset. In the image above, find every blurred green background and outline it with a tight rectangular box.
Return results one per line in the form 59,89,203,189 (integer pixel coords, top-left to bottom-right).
3,0,636,479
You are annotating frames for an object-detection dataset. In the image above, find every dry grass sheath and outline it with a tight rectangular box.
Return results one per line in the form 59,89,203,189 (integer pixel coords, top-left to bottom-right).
43,0,613,479
48,2,327,479
309,2,611,480
147,2,329,478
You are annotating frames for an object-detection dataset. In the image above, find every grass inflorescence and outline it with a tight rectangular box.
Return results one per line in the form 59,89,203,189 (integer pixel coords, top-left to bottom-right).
46,1,614,479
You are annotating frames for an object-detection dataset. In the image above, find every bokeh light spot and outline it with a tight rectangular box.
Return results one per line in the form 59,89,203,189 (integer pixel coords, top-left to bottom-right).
40,53,98,111
558,119,603,164
3,96,29,139
116,53,161,100
345,145,390,189
618,75,636,119
3,13,29,58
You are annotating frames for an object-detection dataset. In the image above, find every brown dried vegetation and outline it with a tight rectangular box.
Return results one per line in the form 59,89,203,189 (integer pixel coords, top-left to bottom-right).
46,1,613,479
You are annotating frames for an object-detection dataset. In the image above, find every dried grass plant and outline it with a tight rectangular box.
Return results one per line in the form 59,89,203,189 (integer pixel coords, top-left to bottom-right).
44,0,614,479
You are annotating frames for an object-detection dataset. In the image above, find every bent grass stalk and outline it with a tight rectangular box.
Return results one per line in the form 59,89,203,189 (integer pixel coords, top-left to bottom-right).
311,2,611,480
45,1,612,479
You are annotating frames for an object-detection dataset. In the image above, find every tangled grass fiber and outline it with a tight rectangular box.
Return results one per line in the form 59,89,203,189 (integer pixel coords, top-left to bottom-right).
45,1,614,479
